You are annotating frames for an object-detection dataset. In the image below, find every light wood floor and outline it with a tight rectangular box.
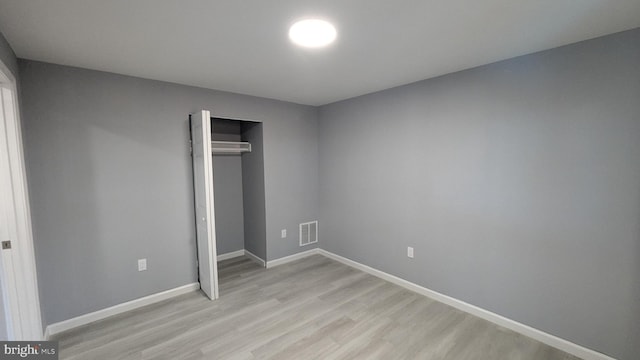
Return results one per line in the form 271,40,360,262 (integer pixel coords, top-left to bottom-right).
55,255,581,360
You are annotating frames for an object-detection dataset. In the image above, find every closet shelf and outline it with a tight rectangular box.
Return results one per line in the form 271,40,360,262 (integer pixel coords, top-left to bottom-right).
211,141,251,154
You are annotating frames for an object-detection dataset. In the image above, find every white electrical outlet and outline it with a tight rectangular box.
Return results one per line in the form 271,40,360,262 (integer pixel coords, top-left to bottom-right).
138,258,147,271
281,229,287,238
407,247,414,259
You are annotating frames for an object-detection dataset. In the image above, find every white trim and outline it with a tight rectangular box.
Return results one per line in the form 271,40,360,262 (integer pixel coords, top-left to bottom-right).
244,250,266,267
44,283,200,338
316,249,615,360
266,248,319,268
0,60,44,341
217,249,245,261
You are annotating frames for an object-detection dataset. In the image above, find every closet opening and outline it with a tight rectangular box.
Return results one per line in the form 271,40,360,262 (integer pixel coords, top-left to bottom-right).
212,116,267,263
190,111,267,300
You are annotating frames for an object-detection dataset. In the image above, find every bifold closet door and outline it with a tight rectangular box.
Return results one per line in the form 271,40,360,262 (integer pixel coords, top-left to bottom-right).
191,110,219,300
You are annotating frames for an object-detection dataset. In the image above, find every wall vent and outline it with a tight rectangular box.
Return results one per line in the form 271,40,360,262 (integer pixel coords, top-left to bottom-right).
299,221,318,246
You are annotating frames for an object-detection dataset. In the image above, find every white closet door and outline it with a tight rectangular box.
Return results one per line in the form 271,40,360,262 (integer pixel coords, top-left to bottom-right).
191,110,218,300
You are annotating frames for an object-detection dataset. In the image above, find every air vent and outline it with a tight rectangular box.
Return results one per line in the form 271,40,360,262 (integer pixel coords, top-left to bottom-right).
299,221,318,246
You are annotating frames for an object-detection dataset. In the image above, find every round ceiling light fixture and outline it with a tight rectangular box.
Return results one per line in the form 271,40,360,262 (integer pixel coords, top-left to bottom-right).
288,19,337,48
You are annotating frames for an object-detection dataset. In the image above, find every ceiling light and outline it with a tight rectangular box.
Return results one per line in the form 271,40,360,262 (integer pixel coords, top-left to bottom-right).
289,19,337,48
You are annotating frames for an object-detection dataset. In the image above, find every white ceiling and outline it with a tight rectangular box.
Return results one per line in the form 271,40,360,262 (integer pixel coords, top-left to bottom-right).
1,1,639,106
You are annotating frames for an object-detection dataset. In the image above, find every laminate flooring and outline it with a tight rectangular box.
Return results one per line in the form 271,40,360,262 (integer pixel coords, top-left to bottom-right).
55,255,582,360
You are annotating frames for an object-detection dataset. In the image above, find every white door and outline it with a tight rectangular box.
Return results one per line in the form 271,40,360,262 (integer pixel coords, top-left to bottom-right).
0,66,43,340
191,110,219,300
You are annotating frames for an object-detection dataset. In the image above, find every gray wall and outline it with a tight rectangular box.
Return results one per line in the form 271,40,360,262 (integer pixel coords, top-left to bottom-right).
19,60,319,326
318,28,640,360
213,155,245,255
241,123,267,260
212,119,245,255
263,106,320,260
0,31,18,79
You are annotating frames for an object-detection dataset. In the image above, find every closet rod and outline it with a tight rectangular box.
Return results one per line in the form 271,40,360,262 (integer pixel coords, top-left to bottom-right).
211,140,251,154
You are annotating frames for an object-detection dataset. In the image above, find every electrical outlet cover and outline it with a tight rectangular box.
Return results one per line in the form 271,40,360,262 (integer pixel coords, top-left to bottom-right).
407,247,414,258
138,258,147,271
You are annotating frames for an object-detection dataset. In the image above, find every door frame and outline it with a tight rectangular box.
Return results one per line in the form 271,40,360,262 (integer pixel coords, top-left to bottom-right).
0,59,43,340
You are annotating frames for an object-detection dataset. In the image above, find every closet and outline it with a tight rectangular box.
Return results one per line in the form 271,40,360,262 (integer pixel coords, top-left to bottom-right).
190,110,266,300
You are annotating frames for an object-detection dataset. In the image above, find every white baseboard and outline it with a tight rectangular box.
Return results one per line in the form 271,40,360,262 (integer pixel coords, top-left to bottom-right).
44,283,200,339
266,248,320,268
316,249,615,360
244,249,266,267
217,249,245,261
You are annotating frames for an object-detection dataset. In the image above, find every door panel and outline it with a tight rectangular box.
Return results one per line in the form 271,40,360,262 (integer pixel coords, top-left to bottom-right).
191,110,218,300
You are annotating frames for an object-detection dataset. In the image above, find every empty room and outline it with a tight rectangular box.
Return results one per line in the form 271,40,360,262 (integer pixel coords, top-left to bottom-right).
0,1,638,359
